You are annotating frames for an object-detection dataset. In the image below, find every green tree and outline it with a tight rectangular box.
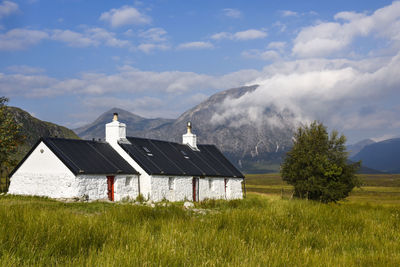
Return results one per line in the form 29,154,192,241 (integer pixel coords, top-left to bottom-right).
281,121,360,203
0,97,25,179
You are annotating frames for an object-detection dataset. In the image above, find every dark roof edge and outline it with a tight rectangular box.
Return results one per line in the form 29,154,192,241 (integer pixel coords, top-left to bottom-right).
201,145,245,178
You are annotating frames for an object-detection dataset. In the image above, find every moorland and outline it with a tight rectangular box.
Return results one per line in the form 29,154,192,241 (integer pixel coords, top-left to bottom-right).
0,174,399,266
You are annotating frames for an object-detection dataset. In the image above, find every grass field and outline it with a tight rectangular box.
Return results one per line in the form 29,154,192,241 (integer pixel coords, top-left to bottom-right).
245,173,400,206
0,174,399,266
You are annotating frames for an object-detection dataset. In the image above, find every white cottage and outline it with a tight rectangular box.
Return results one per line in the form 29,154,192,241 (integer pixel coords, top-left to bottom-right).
9,113,245,202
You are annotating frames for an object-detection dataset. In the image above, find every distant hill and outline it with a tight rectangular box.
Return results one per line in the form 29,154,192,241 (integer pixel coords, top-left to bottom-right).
351,138,400,173
347,139,375,157
7,106,79,160
74,108,174,140
75,85,296,173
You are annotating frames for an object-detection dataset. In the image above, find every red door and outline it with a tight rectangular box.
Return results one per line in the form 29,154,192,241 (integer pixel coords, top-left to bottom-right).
192,177,199,202
107,176,114,201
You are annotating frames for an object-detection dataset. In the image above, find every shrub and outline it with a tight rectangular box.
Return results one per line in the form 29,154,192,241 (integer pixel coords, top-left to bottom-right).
281,121,360,202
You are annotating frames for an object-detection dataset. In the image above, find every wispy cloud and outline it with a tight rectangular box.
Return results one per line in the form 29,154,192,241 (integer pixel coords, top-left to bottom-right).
0,1,18,19
137,43,170,53
0,29,48,50
281,10,298,17
222,8,242,19
0,65,260,97
99,5,151,27
138,28,168,42
242,49,280,61
51,28,130,48
211,29,267,41
177,41,214,50
7,65,45,74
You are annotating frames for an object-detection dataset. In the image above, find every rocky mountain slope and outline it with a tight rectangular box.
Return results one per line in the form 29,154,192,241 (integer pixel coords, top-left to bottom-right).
7,106,79,159
75,85,296,173
74,107,174,140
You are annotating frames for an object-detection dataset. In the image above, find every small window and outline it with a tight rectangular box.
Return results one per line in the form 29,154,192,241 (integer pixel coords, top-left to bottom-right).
168,177,175,190
125,176,132,186
143,146,154,156
180,150,190,159
208,179,212,190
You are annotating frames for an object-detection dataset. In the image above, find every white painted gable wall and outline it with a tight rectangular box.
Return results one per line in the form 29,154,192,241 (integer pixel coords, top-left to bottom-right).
8,141,77,198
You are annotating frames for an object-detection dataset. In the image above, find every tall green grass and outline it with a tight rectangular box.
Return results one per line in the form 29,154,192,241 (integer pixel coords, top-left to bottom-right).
0,194,399,266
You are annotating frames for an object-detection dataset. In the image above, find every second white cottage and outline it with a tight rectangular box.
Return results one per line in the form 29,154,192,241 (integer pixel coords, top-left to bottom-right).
105,113,245,202
9,113,245,202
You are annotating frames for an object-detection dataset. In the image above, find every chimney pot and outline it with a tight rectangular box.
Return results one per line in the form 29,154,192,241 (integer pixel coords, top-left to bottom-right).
182,121,198,150
113,113,118,121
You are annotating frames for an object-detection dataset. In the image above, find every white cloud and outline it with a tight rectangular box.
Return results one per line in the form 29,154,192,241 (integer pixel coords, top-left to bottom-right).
0,1,18,19
242,49,281,61
0,28,48,50
292,1,400,57
234,29,267,40
371,133,399,142
100,6,151,27
177,41,214,50
281,10,298,17
137,43,170,53
267,41,286,51
0,27,131,50
51,28,130,48
210,51,400,131
0,65,261,98
211,29,267,41
211,32,230,40
7,65,45,74
222,8,242,19
51,29,97,47
138,27,167,42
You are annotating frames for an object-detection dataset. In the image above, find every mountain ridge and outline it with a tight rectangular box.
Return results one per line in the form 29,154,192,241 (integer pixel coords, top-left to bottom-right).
75,85,296,173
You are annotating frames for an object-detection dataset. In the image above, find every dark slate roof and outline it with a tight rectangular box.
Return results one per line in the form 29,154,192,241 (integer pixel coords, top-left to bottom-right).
10,137,138,177
118,137,244,178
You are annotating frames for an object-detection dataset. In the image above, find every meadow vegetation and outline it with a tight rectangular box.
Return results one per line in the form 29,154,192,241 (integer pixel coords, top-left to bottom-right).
0,174,400,266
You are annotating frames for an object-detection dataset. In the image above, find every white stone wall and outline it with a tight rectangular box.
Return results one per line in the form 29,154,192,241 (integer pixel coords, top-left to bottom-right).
114,175,139,201
150,175,193,202
8,142,78,198
149,176,244,202
198,178,224,201
75,175,140,201
226,178,244,200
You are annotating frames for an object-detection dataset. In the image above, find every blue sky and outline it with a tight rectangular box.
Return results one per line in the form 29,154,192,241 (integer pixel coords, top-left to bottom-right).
0,0,399,144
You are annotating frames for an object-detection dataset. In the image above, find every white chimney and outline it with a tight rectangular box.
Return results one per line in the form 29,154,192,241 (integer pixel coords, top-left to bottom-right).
105,112,126,144
182,121,198,150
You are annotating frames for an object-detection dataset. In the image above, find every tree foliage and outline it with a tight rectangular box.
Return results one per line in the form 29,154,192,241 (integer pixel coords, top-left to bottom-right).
0,97,25,176
281,121,360,203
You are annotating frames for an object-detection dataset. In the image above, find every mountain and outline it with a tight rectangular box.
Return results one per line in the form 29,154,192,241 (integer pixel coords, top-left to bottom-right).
74,107,174,140
347,139,375,157
351,138,400,173
75,85,296,173
7,106,79,160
